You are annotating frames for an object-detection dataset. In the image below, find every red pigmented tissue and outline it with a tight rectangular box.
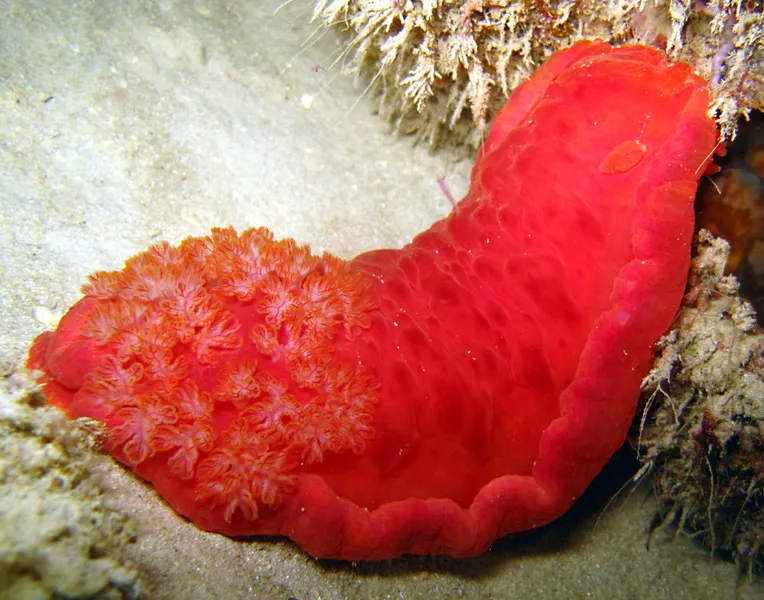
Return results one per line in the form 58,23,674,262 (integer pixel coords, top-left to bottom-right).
28,41,718,560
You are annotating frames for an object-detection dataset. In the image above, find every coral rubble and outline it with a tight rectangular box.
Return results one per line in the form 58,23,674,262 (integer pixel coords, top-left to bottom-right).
313,0,764,147
638,231,764,576
0,370,146,599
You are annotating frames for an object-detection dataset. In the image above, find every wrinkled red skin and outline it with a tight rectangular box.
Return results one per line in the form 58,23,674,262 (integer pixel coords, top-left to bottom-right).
29,41,718,561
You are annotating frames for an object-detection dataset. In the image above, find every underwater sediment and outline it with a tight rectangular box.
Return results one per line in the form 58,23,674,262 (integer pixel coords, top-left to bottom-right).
0,371,146,599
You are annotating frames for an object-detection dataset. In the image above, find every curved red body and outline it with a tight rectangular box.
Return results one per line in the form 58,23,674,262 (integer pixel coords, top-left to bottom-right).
29,41,717,560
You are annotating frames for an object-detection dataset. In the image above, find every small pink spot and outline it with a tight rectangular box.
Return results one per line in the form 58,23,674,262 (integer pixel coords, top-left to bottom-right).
599,140,648,174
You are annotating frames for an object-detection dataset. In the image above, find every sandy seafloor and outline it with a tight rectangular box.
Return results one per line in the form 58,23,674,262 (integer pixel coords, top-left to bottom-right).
1,1,762,599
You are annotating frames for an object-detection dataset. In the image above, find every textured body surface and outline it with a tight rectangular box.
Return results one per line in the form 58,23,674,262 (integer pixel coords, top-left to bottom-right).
28,41,717,560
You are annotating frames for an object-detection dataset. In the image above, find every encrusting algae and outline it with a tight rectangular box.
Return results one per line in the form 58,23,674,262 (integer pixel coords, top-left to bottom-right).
311,0,764,147
637,231,764,576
